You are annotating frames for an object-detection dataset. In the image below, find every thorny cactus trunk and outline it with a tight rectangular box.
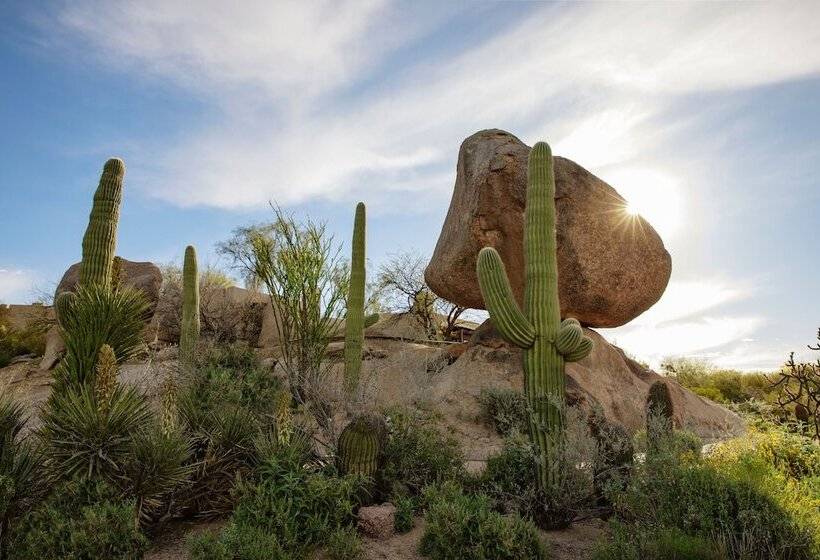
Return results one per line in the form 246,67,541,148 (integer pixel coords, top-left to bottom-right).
179,245,200,374
344,202,366,397
337,415,386,478
476,141,593,490
79,158,125,289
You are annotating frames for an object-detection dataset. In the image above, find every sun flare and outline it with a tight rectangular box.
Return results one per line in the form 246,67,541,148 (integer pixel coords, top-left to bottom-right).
607,168,683,239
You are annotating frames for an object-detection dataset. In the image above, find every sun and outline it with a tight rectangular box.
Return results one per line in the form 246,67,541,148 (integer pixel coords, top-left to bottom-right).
607,168,683,239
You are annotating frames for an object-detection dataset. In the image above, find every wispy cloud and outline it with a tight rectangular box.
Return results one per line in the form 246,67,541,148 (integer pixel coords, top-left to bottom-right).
0,269,34,303
45,2,820,210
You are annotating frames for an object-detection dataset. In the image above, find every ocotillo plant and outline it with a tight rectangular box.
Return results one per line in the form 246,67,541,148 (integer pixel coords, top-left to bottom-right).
179,245,200,374
337,415,386,477
343,202,366,396
646,379,674,452
476,141,593,490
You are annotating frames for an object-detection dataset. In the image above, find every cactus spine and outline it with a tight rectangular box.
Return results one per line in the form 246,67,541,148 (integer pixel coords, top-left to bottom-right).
79,158,125,289
476,141,593,490
179,245,200,373
343,202,366,396
337,415,385,477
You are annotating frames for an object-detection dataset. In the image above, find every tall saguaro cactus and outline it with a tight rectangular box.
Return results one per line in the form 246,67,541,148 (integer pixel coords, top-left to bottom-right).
343,202,366,396
79,158,125,289
476,141,593,490
179,245,200,373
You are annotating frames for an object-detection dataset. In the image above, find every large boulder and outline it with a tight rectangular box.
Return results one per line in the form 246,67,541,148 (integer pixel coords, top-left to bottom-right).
425,129,672,328
436,320,744,440
39,259,162,370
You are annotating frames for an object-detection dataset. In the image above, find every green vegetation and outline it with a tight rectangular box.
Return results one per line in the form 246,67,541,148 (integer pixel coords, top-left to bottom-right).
419,481,547,560
477,387,529,436
180,244,200,374
476,141,593,496
337,414,384,477
343,202,366,396
0,305,49,367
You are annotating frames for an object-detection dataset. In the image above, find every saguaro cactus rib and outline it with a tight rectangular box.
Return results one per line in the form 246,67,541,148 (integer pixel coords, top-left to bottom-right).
79,158,125,289
343,202,366,396
476,141,593,490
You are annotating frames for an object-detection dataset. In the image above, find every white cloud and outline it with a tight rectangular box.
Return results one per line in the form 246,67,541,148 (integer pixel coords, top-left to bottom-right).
46,1,820,210
605,278,766,370
0,269,34,303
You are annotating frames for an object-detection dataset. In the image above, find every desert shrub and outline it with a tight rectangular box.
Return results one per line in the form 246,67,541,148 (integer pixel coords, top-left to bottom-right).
477,387,528,436
419,481,547,560
380,407,465,497
0,316,49,367
325,526,363,560
710,425,820,480
0,396,47,555
634,422,703,459
9,479,147,560
610,438,820,560
592,524,723,560
189,444,364,559
481,412,597,530
393,494,416,533
588,407,633,501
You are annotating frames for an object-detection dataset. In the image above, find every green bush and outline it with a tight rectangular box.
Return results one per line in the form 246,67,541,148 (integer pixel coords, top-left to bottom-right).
611,447,819,559
592,524,723,560
325,526,363,560
477,388,528,436
393,494,416,534
380,407,465,497
419,481,546,560
481,434,541,519
9,480,147,560
188,445,364,559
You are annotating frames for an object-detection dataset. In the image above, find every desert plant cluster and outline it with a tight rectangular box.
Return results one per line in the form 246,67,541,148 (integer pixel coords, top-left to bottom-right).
1,145,819,560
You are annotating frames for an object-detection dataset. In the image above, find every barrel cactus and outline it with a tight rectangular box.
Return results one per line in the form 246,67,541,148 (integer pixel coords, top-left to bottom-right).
179,245,200,373
476,141,593,489
343,203,366,396
337,415,386,477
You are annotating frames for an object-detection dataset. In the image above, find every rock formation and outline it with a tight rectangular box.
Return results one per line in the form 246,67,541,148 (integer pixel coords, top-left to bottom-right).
425,129,671,328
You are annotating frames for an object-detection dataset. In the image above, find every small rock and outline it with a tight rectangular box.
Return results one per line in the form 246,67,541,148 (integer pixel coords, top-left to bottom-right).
358,503,396,540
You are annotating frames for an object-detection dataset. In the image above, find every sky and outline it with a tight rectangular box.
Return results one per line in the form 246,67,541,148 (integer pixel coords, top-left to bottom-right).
0,1,818,371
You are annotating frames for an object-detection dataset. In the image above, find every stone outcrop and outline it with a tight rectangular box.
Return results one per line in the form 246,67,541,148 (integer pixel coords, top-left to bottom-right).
425,129,672,328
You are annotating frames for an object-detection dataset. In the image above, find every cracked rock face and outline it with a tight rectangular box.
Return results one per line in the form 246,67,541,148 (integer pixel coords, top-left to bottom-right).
425,129,671,328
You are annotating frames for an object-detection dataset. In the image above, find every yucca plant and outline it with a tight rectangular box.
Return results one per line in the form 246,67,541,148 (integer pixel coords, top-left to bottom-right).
121,426,192,526
0,395,47,556
53,284,150,391
39,383,151,482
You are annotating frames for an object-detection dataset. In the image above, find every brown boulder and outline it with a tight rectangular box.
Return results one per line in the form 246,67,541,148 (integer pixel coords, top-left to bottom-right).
435,320,744,440
425,129,672,328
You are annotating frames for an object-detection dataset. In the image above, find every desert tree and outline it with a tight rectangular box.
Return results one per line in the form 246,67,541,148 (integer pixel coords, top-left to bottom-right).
218,206,347,435
767,329,820,440
376,250,467,340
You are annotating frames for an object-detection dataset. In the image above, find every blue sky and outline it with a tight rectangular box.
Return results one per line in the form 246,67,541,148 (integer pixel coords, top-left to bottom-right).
1,1,818,370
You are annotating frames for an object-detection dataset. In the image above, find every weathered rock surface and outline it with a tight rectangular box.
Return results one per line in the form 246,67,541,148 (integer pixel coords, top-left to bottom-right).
358,503,396,540
425,129,672,328
434,320,744,440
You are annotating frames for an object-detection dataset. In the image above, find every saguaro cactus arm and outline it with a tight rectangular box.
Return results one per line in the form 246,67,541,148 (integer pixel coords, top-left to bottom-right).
476,247,535,348
80,158,125,289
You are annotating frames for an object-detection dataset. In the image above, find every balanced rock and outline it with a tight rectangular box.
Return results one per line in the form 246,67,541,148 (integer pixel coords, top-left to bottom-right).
425,129,672,328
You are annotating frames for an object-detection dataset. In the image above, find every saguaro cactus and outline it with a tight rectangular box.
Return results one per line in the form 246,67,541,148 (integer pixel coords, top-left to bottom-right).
179,245,200,373
476,141,593,490
343,202,366,396
646,380,674,452
337,415,385,477
79,158,125,289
